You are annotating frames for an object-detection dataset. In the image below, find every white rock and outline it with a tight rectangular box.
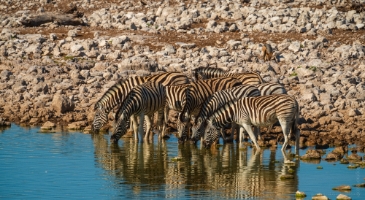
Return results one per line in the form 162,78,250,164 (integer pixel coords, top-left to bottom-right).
336,194,351,200
70,44,84,53
288,41,301,53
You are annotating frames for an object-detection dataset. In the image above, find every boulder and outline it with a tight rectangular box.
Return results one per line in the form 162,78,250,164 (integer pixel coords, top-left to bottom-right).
51,92,75,115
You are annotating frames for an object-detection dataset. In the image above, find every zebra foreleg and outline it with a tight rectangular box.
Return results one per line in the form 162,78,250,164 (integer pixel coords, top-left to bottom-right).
138,113,145,143
241,124,261,151
131,115,139,141
254,126,261,141
238,127,245,147
225,122,239,143
144,115,153,141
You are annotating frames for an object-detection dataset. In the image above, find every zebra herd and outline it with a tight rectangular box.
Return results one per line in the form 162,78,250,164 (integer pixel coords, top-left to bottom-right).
92,67,300,163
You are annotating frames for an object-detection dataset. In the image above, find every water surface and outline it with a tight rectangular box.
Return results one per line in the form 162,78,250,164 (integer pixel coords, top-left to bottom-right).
0,125,364,199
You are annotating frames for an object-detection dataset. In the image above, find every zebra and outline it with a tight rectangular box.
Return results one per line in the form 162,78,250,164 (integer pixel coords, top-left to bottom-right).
191,84,261,143
256,83,287,96
178,77,242,141
92,72,189,133
203,94,300,163
192,66,264,85
191,82,288,145
163,84,190,136
111,81,166,143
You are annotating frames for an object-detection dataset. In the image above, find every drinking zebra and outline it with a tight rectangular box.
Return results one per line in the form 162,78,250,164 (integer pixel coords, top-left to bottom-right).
92,72,189,133
178,77,242,141
192,66,264,85
111,81,166,143
191,82,287,144
203,94,300,163
191,84,261,143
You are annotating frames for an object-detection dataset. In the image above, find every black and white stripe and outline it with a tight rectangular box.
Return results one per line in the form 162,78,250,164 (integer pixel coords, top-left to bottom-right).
92,72,189,132
191,84,261,142
203,94,300,163
178,77,242,141
193,67,264,85
111,81,166,143
256,83,287,95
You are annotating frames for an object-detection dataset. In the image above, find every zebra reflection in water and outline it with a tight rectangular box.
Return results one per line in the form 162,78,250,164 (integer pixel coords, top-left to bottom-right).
91,134,298,199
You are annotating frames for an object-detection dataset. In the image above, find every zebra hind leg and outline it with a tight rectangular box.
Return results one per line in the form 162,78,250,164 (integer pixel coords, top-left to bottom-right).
279,119,294,164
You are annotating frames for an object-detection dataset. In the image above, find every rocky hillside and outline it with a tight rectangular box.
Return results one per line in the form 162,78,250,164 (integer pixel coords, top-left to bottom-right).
0,0,365,146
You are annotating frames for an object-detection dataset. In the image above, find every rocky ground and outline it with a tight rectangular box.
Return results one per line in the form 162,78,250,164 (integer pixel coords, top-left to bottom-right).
1,0,365,149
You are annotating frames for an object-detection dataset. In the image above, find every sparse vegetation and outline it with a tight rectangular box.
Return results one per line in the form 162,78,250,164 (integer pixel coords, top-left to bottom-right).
309,66,317,71
64,56,75,61
290,71,298,77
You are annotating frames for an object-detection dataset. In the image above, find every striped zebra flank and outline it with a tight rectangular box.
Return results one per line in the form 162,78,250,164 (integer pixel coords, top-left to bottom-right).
178,77,242,141
191,84,261,142
92,72,189,132
111,81,166,143
193,66,265,85
204,94,300,163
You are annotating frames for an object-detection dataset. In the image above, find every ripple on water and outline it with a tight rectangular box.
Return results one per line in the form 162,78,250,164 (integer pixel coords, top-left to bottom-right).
0,125,364,200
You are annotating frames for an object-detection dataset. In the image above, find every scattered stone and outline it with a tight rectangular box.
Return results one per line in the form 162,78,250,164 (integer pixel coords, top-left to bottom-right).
295,191,307,198
336,194,352,200
353,183,365,187
312,193,328,200
347,153,362,161
67,121,87,130
40,121,56,130
301,149,322,160
347,164,359,169
332,185,351,191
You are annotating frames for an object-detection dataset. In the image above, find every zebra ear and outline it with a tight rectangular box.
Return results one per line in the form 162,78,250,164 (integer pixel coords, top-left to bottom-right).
93,104,99,111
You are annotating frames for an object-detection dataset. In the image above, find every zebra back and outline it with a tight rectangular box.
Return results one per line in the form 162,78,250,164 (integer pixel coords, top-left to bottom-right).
179,77,242,122
256,83,287,95
111,81,166,142
192,66,265,85
210,94,298,128
230,72,265,85
92,72,189,132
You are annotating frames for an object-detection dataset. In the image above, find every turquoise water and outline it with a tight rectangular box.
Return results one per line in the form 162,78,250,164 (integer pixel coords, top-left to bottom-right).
0,125,364,199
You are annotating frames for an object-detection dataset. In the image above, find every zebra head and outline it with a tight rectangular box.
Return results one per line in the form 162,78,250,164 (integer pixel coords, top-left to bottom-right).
203,120,220,148
191,118,206,142
176,118,189,143
92,105,108,133
110,113,129,144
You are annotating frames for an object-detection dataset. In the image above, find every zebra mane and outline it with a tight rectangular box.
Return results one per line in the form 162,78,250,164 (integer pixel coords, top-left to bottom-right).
114,87,136,122
94,78,129,110
192,66,226,80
